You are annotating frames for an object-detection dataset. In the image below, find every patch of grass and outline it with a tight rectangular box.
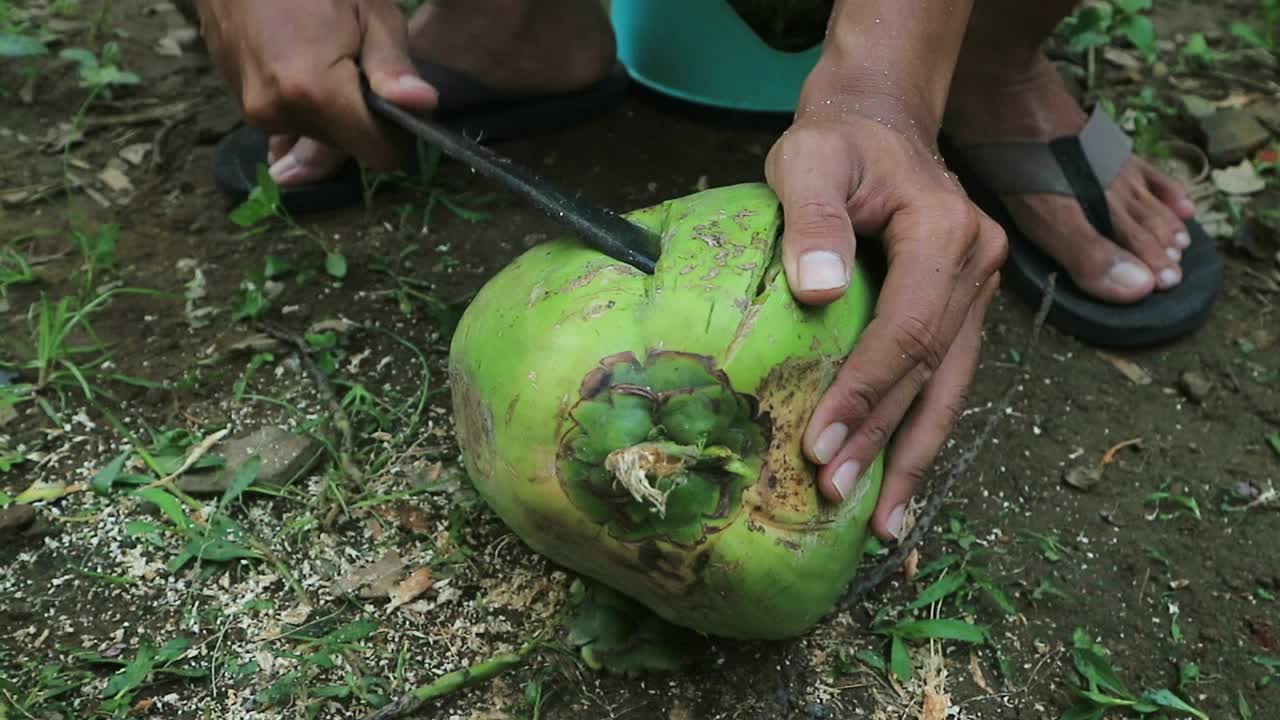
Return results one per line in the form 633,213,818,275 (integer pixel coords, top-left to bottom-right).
1143,491,1202,521
59,40,138,96
1230,0,1280,51
0,248,36,297
1061,628,1208,720
1058,0,1159,84
230,167,349,282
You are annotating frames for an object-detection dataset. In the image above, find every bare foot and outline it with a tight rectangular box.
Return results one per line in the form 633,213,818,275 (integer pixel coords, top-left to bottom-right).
944,56,1197,303
269,0,616,186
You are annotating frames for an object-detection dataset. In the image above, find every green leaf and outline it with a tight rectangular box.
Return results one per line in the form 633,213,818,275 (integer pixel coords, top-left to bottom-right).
325,251,348,279
1118,15,1157,60
1238,691,1254,720
1253,655,1280,668
1230,22,1270,49
854,649,885,672
0,32,47,57
974,576,1018,615
155,638,191,664
330,617,380,644
218,455,260,512
1266,431,1280,458
1141,689,1208,719
256,164,280,208
889,634,912,682
101,644,156,699
90,451,129,494
131,487,191,532
891,619,988,644
125,520,164,537
58,47,98,70
907,571,969,610
1077,689,1137,707
1181,33,1216,63
263,255,293,279
187,536,260,562
229,196,274,228
1113,0,1152,14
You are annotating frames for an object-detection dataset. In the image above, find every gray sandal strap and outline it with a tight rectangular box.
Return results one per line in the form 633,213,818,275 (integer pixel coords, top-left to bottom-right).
951,106,1133,195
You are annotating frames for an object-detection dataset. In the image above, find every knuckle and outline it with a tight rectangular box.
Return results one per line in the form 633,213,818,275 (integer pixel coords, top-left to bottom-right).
897,463,930,493
860,420,893,453
834,378,881,421
266,62,321,108
787,200,851,239
239,85,278,127
935,194,980,235
893,314,944,371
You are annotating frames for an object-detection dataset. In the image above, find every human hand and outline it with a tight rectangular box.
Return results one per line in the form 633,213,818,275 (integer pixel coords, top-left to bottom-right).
765,107,1007,541
195,0,437,179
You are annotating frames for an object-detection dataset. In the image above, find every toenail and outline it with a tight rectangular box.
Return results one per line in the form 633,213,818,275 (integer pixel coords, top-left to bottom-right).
268,154,300,183
397,74,434,93
1166,247,1182,262
1158,267,1180,288
1106,260,1152,291
1174,231,1190,249
797,251,848,292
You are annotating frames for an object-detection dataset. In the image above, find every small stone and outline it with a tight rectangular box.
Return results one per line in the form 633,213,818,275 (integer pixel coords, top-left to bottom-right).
1177,370,1214,404
1063,465,1104,491
0,504,36,536
176,426,322,495
1200,109,1270,166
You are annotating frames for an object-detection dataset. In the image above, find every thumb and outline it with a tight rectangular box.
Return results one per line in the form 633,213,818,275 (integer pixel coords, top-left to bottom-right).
765,129,858,307
359,2,438,111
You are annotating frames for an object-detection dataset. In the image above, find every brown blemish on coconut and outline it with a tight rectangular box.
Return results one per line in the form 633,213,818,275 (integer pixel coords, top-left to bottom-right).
449,362,497,488
504,393,521,428
742,357,842,529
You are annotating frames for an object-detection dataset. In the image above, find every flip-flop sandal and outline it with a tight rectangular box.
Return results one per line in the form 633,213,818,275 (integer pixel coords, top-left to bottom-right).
941,106,1223,349
212,59,632,215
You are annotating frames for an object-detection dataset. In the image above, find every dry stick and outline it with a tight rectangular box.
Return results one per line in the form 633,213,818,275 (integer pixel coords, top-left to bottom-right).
256,322,364,492
839,274,1057,608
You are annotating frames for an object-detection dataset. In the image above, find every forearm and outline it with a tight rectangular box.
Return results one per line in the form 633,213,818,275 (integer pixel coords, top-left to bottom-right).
800,0,974,139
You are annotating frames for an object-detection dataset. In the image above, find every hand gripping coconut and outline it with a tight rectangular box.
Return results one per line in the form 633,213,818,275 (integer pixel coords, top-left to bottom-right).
448,183,882,639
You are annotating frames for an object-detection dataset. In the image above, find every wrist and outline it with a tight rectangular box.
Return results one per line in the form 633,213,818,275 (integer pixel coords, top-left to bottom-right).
796,51,943,144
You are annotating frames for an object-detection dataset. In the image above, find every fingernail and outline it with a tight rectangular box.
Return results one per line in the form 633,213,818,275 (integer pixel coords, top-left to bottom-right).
268,153,299,183
797,251,848,292
831,460,860,500
1165,246,1181,262
811,423,847,465
1105,260,1152,292
1158,267,1181,288
1174,231,1190,249
398,74,433,93
1178,200,1196,217
886,504,906,539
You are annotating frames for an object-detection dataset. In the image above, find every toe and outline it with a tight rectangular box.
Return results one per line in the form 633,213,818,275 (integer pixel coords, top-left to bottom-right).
268,138,348,186
1140,160,1196,221
1122,183,1188,257
1112,207,1180,291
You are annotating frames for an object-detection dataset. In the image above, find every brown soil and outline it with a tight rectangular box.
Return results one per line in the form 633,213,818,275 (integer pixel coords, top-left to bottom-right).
2,2,1277,719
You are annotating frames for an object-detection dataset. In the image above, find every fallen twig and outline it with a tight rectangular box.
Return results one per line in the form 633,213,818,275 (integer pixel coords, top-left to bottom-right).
256,322,364,492
363,645,533,720
840,274,1057,607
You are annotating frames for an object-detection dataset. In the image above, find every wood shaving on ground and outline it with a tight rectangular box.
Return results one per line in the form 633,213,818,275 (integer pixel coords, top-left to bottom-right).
1097,351,1153,385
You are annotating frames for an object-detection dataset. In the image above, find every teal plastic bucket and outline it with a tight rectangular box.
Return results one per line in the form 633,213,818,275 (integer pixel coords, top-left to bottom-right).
609,0,824,114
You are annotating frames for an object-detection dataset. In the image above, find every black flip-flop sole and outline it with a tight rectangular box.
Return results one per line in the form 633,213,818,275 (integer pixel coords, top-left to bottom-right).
212,61,632,214
941,137,1224,349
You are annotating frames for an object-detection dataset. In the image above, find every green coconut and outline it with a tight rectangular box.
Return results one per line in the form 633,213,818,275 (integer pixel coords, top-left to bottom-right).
448,182,882,639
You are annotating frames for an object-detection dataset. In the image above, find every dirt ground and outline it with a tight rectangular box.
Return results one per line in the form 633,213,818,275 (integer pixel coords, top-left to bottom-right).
2,1,1279,719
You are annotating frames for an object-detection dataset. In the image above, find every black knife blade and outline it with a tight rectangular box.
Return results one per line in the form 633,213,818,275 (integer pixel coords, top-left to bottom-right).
360,78,659,274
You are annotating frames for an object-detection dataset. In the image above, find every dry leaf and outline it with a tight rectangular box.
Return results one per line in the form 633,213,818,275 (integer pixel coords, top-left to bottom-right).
387,567,433,610
1063,465,1104,491
280,603,313,625
1103,47,1141,69
1216,90,1260,109
1097,351,1152,385
226,334,286,353
334,549,405,597
119,143,150,166
1212,160,1266,195
397,504,431,535
969,652,992,693
97,166,133,194
917,690,951,720
307,318,359,335
902,548,919,582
